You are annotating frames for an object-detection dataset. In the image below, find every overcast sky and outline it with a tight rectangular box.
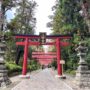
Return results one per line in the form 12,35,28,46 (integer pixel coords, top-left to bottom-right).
34,0,55,35
6,0,56,35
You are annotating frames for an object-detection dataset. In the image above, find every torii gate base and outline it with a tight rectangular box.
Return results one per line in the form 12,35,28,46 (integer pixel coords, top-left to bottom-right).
19,74,30,79
15,34,72,77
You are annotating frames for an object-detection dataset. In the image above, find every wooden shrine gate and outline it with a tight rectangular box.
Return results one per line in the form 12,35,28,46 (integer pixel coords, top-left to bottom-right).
32,52,56,66
15,33,72,76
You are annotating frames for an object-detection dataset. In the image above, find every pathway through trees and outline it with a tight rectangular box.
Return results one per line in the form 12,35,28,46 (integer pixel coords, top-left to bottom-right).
12,69,73,90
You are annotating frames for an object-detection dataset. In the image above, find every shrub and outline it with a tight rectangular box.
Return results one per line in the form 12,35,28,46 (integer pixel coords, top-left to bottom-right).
28,60,40,71
5,62,22,76
51,60,57,69
5,60,40,76
65,69,76,75
69,70,76,75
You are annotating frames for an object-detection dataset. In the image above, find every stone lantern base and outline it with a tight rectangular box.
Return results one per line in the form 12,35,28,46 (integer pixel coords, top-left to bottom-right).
0,42,11,88
75,63,90,89
0,62,11,88
76,70,90,89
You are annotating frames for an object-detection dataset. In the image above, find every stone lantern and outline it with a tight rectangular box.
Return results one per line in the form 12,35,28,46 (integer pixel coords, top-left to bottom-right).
0,35,11,88
75,42,90,89
75,42,88,71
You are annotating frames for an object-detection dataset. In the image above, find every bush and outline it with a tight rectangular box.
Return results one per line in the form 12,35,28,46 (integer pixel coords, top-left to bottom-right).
69,70,76,75
28,60,40,71
5,60,40,76
65,69,76,75
5,62,22,76
51,60,57,69
28,64,38,71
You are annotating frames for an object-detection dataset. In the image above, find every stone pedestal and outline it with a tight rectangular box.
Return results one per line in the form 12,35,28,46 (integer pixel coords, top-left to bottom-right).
76,71,90,89
0,43,11,88
75,42,90,89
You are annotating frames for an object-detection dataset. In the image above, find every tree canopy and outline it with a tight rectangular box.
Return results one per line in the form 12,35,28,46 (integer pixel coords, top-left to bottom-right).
7,0,37,34
51,0,89,35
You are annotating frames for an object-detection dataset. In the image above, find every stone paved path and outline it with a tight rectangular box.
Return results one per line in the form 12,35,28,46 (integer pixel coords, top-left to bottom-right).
12,68,73,90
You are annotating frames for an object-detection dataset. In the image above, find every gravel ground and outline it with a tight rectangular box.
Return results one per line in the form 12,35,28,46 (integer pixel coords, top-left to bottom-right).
62,74,78,90
61,74,90,90
1,68,90,90
2,68,73,90
11,68,72,90
0,69,41,90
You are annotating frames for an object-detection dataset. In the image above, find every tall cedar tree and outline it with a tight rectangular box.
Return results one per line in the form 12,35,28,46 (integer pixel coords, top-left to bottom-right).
52,0,88,35
7,0,37,34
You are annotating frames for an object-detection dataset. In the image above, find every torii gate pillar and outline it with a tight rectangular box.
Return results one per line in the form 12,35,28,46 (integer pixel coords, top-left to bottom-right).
22,38,29,75
56,38,62,76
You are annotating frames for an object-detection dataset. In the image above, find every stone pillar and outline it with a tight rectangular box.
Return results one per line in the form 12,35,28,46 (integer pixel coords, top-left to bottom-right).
75,42,90,89
0,38,11,88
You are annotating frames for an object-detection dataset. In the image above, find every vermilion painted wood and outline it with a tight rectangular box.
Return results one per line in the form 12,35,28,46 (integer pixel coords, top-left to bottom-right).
32,56,57,59
32,54,56,57
22,38,29,75
37,59,53,61
60,42,70,46
16,41,70,46
16,42,25,46
32,52,56,55
32,52,55,66
32,52,56,54
32,56,56,59
16,42,56,46
15,34,72,39
56,38,62,76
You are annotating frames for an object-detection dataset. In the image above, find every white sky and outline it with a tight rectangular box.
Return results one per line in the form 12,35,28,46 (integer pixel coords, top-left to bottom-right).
34,0,56,35
6,0,56,35
34,0,56,50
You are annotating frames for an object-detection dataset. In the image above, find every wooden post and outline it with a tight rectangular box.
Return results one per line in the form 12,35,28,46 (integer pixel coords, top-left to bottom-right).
22,38,29,75
56,38,62,76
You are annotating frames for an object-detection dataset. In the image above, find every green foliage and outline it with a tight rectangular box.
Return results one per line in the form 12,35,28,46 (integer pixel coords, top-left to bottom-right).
52,0,88,34
51,60,57,69
7,0,37,34
5,62,22,76
4,32,16,62
1,0,17,16
85,39,90,69
5,60,40,76
65,69,76,75
28,60,40,71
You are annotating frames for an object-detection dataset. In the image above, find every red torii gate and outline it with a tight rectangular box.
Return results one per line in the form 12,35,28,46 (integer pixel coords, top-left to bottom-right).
15,34,72,76
32,52,56,65
32,54,57,59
